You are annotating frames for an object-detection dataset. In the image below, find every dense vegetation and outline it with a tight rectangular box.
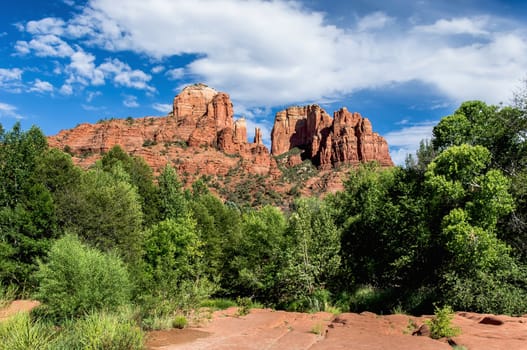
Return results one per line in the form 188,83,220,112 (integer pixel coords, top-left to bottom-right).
1,93,527,347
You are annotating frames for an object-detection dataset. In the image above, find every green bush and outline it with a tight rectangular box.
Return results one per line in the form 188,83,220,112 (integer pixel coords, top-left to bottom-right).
0,312,55,350
172,315,188,329
236,296,252,316
426,305,461,339
55,310,144,350
34,234,132,322
199,298,237,310
0,284,17,308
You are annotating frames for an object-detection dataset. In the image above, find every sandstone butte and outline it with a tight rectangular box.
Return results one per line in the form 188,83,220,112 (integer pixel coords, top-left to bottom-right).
48,83,393,204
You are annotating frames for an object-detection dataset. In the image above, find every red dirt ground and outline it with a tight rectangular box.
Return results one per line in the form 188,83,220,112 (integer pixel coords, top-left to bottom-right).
0,300,40,322
2,301,526,349
146,307,527,350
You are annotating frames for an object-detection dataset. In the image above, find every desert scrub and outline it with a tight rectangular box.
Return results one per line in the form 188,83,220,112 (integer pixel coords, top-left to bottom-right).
426,305,461,339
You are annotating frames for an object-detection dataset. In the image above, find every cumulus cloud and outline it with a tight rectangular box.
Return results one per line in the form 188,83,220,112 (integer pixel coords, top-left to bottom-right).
15,34,74,57
152,103,172,113
357,12,394,31
25,17,66,36
47,0,524,108
29,79,54,93
151,65,164,74
0,102,23,119
123,95,139,107
414,17,490,36
0,68,23,92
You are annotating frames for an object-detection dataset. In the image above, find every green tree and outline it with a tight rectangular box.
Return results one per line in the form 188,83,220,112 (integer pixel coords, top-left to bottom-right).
100,145,160,226
158,164,188,220
425,144,526,313
0,123,58,288
143,217,202,294
225,205,286,301
190,193,242,280
35,234,132,322
279,198,340,309
56,167,143,264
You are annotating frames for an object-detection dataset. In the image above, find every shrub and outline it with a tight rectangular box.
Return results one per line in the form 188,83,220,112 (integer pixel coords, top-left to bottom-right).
236,296,252,316
310,323,323,335
0,284,17,308
34,234,132,322
172,315,188,329
55,310,144,350
0,312,55,350
199,298,237,310
426,305,461,339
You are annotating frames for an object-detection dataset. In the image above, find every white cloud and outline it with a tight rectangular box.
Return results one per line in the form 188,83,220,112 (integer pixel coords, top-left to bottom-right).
11,1,527,115
60,84,73,95
152,103,172,113
151,65,164,74
29,79,54,93
166,68,185,80
15,34,74,57
0,68,23,92
52,0,524,108
384,121,437,165
0,102,23,119
0,68,23,83
86,91,102,102
357,12,393,31
414,17,489,36
99,59,154,91
26,17,66,36
123,95,139,107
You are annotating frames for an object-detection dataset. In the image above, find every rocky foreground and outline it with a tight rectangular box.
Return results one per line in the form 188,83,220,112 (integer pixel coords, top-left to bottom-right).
147,307,527,350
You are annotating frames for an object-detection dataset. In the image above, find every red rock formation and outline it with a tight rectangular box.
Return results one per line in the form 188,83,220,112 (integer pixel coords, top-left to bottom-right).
49,84,277,178
48,83,393,206
271,105,393,168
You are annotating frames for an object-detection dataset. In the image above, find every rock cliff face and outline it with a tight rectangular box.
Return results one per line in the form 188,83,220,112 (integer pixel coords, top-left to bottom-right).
271,105,393,168
49,84,278,177
48,84,393,206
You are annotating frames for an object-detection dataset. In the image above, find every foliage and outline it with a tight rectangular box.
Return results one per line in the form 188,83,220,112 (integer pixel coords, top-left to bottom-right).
35,234,132,322
0,284,16,308
158,164,188,220
142,217,203,295
55,310,144,350
224,205,285,300
0,123,58,289
279,198,340,310
0,312,55,350
426,305,460,339
56,167,144,264
172,315,188,329
236,296,252,316
199,298,237,310
100,145,160,226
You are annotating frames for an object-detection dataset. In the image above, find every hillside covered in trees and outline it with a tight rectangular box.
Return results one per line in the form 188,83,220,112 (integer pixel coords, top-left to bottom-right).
1,93,527,348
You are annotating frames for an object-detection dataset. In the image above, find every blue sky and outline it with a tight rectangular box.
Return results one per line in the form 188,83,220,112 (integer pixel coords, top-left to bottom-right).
1,0,527,164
